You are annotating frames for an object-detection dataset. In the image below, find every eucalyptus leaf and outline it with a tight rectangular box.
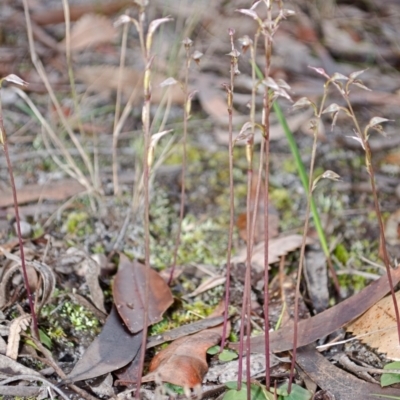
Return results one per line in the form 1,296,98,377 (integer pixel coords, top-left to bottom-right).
223,382,270,400
219,349,238,362
276,383,312,400
207,345,220,355
381,362,400,388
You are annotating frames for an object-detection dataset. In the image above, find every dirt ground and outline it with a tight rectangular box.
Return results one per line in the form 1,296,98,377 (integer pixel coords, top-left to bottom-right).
0,0,400,399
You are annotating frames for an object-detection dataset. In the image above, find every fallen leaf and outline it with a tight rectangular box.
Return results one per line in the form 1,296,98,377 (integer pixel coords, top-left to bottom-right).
31,0,130,25
67,306,142,382
147,316,225,349
323,20,376,59
114,355,141,386
0,249,55,310
142,301,229,387
187,276,226,298
113,254,174,334
297,345,400,400
75,66,185,104
0,353,42,379
6,315,31,360
232,234,313,273
231,267,400,354
142,330,222,387
347,291,400,360
80,254,106,314
61,14,117,52
0,179,85,208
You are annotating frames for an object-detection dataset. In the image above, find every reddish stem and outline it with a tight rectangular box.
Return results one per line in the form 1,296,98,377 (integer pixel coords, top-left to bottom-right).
0,115,39,338
221,31,236,350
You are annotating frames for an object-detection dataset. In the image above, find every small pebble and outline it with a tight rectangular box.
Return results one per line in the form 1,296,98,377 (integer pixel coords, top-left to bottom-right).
13,220,32,238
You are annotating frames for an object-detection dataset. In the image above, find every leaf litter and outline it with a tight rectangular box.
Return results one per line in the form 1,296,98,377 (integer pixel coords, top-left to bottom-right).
67,306,143,382
113,254,174,334
2,0,400,398
142,329,222,387
347,291,400,361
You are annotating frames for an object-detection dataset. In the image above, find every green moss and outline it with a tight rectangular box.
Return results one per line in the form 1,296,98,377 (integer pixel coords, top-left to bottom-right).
40,299,100,347
269,187,291,211
334,243,350,265
92,243,105,254
150,299,218,336
164,143,203,165
63,211,93,237
163,383,185,395
282,157,298,174
32,223,44,239
61,302,100,332
338,272,367,293
149,189,229,269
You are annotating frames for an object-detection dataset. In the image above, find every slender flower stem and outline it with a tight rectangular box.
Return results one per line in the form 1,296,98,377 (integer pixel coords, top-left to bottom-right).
169,40,191,286
221,29,236,350
113,18,129,195
288,127,318,393
136,8,151,398
263,7,273,390
237,139,254,394
345,98,400,344
0,109,38,338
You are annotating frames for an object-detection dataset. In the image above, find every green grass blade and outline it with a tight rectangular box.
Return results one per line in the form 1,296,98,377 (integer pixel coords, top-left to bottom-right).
272,101,329,257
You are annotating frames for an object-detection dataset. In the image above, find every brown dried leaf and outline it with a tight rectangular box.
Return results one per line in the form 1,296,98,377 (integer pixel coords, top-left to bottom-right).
0,354,41,379
61,14,117,52
31,0,130,25
0,249,55,310
0,179,85,208
75,66,185,104
142,302,228,387
114,354,141,386
113,255,174,333
142,330,222,387
347,291,400,360
234,267,400,354
82,257,106,313
68,306,142,382
187,276,226,298
297,345,400,400
6,315,31,360
147,316,225,349
232,234,313,273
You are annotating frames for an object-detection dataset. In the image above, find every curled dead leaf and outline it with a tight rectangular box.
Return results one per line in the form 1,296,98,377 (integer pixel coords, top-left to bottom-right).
0,248,55,311
6,315,31,360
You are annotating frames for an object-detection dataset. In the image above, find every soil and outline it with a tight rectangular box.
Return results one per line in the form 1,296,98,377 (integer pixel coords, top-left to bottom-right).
0,0,400,398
